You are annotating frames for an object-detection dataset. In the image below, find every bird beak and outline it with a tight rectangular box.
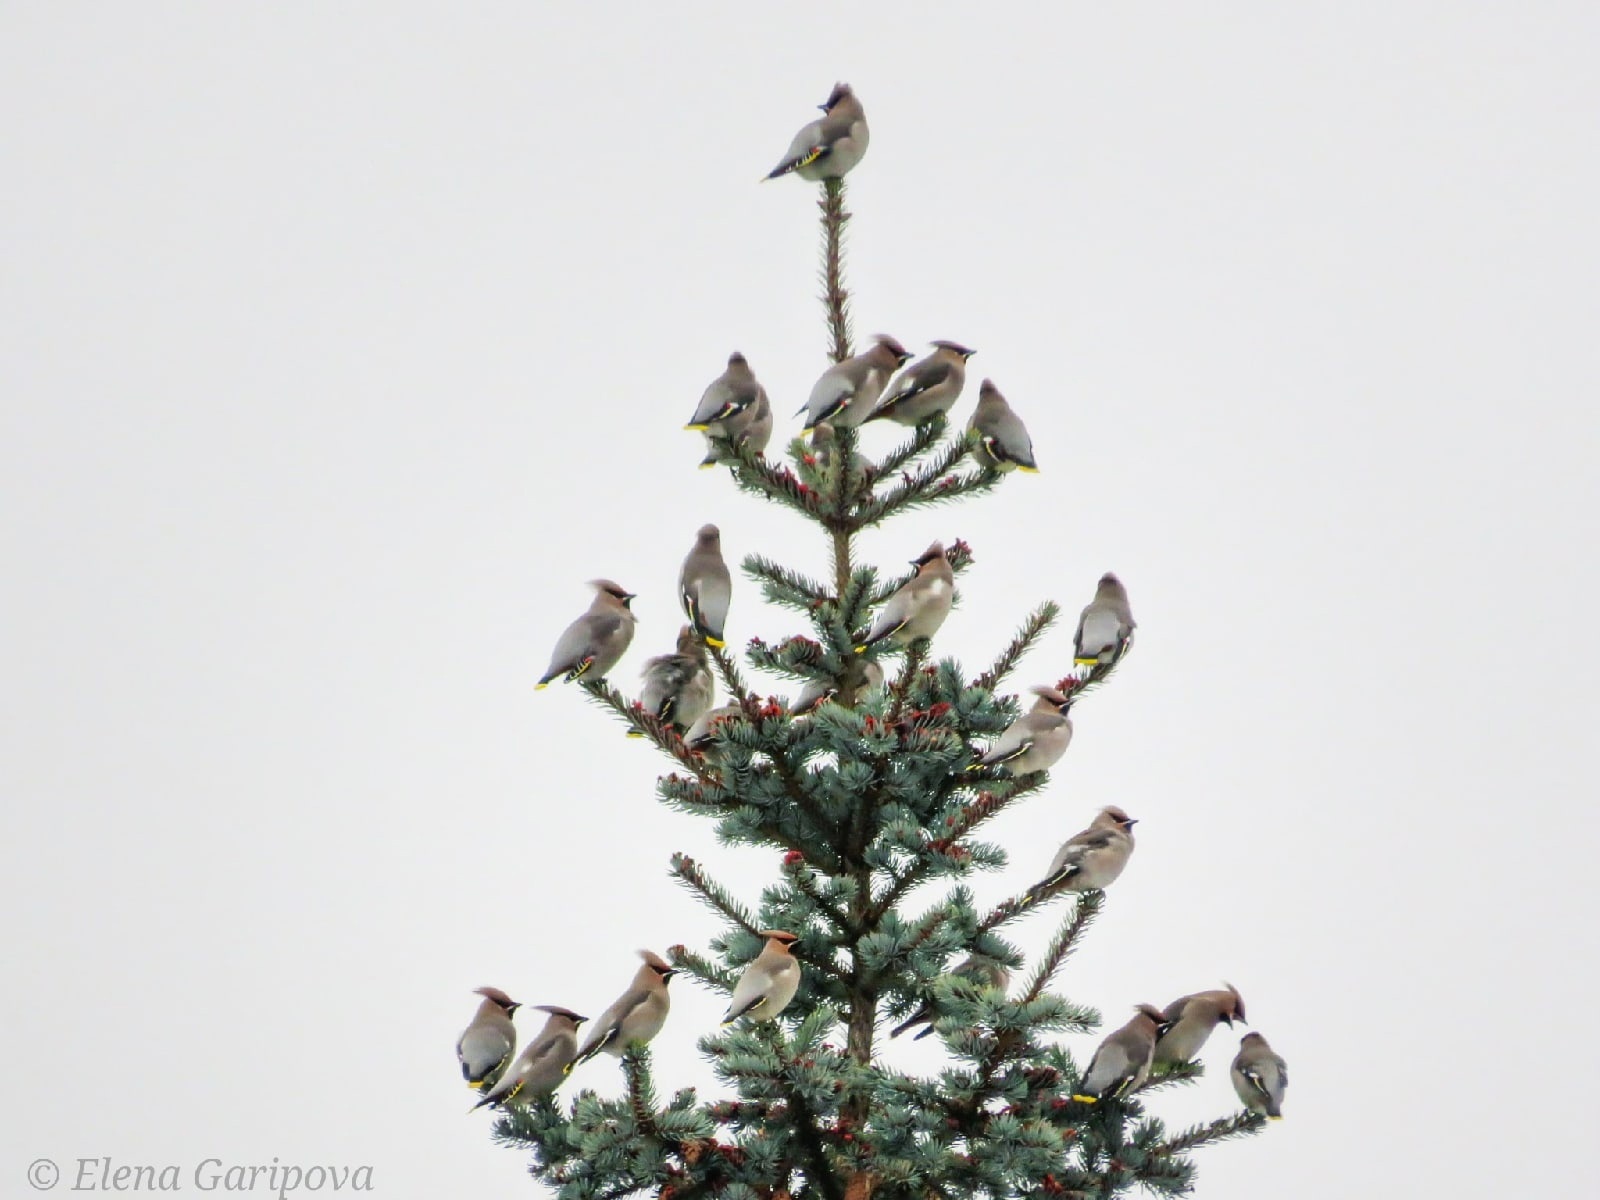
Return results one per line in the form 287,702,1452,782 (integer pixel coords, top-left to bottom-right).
663,970,679,981
1222,1014,1234,1028
817,103,830,111
1124,818,1139,827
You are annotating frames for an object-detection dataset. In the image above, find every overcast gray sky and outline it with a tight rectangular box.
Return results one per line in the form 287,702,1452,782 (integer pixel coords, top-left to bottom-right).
4,3,1596,1197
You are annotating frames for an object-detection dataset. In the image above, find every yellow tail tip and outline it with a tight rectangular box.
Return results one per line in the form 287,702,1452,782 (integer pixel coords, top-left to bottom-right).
534,682,550,691
467,1080,485,1090
1017,465,1040,474
684,423,709,432
1268,1115,1284,1122
625,731,646,739
705,635,726,648
1071,1094,1098,1105
800,426,815,437
699,461,718,470
1073,657,1099,667
853,645,867,655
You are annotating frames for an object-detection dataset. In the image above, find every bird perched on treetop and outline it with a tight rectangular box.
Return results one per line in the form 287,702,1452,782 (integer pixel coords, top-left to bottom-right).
679,524,732,648
865,341,976,427
1023,806,1137,901
801,335,912,432
1074,573,1136,669
635,626,714,736
1153,984,1247,1067
764,83,869,182
471,1006,586,1111
572,951,677,1068
889,956,1011,1040
970,686,1075,775
683,703,745,755
968,379,1038,472
790,656,884,715
855,542,955,652
1232,1032,1288,1120
537,581,637,688
722,930,802,1024
1072,1004,1164,1104
686,353,772,469
456,987,519,1092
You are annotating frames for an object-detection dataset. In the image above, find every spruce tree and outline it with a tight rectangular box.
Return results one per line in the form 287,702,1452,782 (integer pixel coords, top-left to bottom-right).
486,109,1267,1200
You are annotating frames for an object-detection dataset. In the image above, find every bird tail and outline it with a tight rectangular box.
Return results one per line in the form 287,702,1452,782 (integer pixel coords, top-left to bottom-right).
1070,1094,1098,1105
1073,656,1100,667
765,146,823,180
888,1013,924,1039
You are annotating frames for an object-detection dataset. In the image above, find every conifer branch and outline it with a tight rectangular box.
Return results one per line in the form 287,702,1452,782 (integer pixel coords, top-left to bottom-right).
856,438,997,528
820,178,853,364
1154,1111,1266,1154
581,680,722,785
1019,891,1103,1003
785,858,860,938
745,554,831,611
708,643,762,716
671,854,763,937
975,602,1062,693
666,945,737,993
864,418,947,484
622,1048,666,1143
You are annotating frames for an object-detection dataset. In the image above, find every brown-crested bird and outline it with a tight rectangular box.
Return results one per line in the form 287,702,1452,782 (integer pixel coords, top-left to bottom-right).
854,542,954,652
457,987,520,1091
536,581,637,688
790,657,884,715
635,626,714,736
1153,984,1248,1066
679,524,732,648
1072,1005,1165,1103
472,1006,586,1111
808,421,837,472
686,353,772,469
971,686,1075,774
683,703,744,753
1023,806,1138,901
865,341,976,426
889,956,1011,1040
764,83,869,182
1074,573,1136,668
1232,1032,1288,1119
721,930,802,1024
572,951,677,1068
968,379,1038,472
801,334,912,432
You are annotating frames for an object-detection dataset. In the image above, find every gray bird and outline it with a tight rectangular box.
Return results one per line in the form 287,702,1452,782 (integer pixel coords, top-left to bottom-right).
679,524,732,648
865,341,976,427
572,951,677,1068
1072,1004,1165,1104
721,930,802,1024
472,1006,586,1111
699,388,772,468
636,626,715,735
684,703,745,753
1024,806,1138,901
968,379,1038,472
536,581,637,688
808,420,837,472
686,353,772,468
971,686,1075,774
764,83,869,182
457,987,520,1092
1232,1032,1288,1120
854,542,955,652
801,334,913,432
790,657,884,715
1153,984,1248,1067
889,956,1011,1040
1074,573,1136,668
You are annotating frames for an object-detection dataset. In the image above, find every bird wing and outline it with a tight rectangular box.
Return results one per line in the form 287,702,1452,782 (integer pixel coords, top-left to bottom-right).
874,359,950,415
458,1026,513,1082
768,120,829,178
